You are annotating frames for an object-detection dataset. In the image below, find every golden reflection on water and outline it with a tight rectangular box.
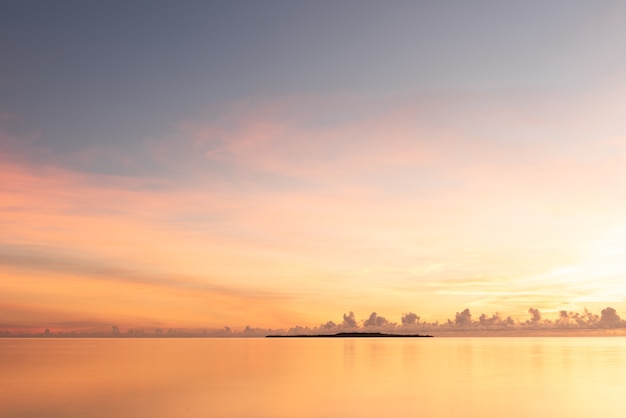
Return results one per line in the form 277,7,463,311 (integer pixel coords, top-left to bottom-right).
1,337,625,417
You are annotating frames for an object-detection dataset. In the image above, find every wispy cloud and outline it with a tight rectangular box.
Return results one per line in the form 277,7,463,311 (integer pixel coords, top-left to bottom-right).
2,87,626,330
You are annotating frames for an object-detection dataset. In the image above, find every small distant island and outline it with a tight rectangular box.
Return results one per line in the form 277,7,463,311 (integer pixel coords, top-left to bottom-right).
266,332,433,338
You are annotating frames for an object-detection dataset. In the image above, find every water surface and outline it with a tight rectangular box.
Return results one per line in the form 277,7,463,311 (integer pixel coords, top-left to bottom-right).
1,337,625,417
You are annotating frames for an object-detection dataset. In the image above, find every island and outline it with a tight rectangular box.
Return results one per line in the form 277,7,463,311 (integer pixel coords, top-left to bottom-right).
266,332,433,338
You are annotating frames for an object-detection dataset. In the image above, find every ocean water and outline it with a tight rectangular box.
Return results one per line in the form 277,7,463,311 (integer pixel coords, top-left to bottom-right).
1,337,625,417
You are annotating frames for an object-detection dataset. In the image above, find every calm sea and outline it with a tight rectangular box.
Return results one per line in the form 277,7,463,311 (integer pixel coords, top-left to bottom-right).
1,337,625,417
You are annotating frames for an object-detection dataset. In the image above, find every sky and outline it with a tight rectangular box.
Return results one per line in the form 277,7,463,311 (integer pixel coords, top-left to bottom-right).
2,1,626,333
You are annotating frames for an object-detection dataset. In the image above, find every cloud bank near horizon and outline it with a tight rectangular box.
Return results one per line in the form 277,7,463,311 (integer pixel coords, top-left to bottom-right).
3,306,626,338
269,306,626,336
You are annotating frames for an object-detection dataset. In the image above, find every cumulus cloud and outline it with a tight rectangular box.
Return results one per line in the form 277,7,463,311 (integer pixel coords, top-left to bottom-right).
571,309,599,327
599,307,623,328
363,312,390,327
320,320,337,330
555,310,572,327
342,311,358,328
401,312,420,325
527,307,542,323
287,325,313,335
478,312,513,327
454,308,472,327
243,325,266,336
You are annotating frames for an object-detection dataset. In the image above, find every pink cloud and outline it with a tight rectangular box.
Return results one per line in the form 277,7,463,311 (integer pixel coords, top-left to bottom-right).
3,87,626,330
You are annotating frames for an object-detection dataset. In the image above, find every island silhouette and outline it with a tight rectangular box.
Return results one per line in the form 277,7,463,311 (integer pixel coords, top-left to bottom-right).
266,332,433,338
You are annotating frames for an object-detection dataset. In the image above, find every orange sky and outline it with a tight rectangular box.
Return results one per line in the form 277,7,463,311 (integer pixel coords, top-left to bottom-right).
3,87,626,332
3,3,626,333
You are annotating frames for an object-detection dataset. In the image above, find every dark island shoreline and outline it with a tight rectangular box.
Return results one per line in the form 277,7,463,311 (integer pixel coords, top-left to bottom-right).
266,332,433,338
